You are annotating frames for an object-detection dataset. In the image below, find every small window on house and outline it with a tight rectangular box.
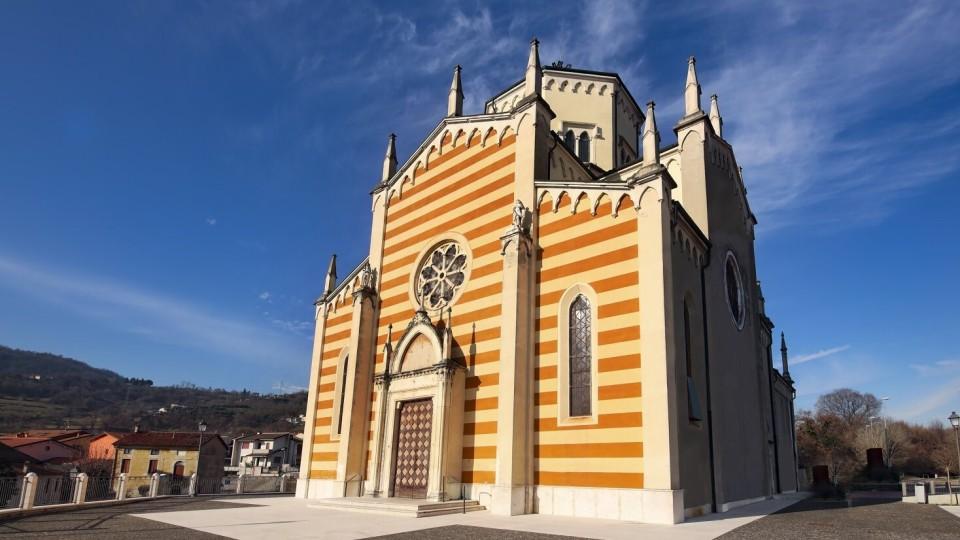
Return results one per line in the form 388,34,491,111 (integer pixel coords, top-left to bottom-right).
149,448,160,456
177,450,186,456
569,295,593,417
148,460,158,474
123,448,132,455
578,132,590,163
564,130,575,151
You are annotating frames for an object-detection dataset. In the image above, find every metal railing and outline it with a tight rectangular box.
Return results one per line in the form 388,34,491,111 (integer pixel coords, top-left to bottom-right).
196,476,230,495
0,477,23,509
157,475,191,496
34,476,76,507
242,475,281,493
0,472,297,514
85,476,118,502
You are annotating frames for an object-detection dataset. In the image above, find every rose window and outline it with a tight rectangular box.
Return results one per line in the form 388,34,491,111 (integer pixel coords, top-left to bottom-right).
416,241,467,310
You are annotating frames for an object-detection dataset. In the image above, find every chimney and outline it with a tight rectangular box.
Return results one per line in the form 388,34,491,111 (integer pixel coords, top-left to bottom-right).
133,424,140,433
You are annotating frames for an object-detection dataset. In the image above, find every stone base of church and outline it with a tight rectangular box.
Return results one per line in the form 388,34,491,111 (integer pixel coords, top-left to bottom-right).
296,479,340,499
300,480,684,524
463,483,684,524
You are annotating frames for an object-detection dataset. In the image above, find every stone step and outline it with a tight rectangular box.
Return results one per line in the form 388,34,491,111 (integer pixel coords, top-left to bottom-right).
308,497,484,518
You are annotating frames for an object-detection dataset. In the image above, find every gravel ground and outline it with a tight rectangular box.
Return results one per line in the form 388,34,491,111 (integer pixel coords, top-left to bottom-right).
0,497,254,539
366,525,589,540
719,498,960,540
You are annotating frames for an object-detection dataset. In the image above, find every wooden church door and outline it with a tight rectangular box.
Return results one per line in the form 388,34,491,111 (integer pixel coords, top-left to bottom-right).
392,398,433,498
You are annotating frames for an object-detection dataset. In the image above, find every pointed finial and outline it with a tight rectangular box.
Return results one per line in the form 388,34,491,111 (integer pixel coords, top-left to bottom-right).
684,56,702,117
524,37,541,97
323,254,337,296
382,133,397,182
709,94,722,137
780,331,791,379
642,101,660,166
448,65,464,117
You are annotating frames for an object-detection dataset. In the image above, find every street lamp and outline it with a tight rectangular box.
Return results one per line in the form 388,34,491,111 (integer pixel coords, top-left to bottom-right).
949,412,960,505
197,420,207,485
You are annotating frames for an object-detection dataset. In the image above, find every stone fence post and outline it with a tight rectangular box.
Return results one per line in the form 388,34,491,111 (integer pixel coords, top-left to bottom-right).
20,472,38,510
188,474,198,496
237,474,245,495
280,474,289,493
149,473,160,498
74,473,89,504
117,473,128,500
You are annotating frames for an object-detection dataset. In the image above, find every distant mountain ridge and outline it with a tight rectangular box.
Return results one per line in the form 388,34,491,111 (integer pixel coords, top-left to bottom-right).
0,345,306,437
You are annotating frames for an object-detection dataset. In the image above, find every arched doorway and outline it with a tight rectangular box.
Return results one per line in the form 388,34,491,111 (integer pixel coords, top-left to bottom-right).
369,316,465,501
173,461,185,476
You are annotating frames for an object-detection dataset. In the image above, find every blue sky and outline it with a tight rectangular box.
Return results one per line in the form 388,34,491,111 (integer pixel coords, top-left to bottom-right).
0,1,957,422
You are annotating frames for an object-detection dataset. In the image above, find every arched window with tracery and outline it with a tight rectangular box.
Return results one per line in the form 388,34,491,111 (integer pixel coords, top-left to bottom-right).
564,130,575,151
578,132,590,163
569,294,592,417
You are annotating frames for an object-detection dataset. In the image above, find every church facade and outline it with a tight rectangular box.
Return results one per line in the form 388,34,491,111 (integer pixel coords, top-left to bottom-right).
296,40,798,524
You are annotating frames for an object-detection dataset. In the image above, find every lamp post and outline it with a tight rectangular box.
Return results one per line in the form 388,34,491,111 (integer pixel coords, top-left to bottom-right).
196,419,207,495
949,412,960,505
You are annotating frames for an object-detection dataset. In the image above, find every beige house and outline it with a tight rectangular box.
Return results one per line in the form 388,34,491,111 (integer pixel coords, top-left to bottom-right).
297,40,798,524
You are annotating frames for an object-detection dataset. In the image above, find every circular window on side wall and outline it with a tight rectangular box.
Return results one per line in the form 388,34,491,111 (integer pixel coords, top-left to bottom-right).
414,240,469,311
724,251,746,330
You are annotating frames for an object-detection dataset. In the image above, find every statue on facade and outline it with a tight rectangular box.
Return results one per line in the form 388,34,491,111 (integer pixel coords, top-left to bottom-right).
359,261,376,292
511,199,527,233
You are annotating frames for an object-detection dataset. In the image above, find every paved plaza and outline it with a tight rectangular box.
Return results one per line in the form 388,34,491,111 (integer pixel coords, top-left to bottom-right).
1,493,958,539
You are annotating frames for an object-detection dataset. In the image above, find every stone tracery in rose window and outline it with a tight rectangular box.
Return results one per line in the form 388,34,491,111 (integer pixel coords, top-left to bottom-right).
416,242,467,310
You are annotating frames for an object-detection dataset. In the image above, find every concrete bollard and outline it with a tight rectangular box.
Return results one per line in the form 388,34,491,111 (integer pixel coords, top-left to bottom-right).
74,473,89,504
117,473,128,500
280,474,288,493
20,472,38,510
149,473,160,498
237,474,245,495
189,473,198,496
901,482,908,497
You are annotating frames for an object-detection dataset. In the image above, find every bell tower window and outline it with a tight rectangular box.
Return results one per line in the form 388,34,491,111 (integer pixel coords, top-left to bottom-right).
578,132,591,163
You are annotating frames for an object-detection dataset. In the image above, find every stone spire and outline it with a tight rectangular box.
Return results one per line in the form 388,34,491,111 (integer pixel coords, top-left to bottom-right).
323,254,337,296
523,38,541,97
382,133,397,183
642,101,660,167
780,331,791,380
684,56,702,117
709,94,723,137
448,65,464,117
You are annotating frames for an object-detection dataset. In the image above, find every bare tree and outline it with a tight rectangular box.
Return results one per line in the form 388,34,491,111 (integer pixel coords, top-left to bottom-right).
797,411,859,484
815,388,882,428
856,418,908,467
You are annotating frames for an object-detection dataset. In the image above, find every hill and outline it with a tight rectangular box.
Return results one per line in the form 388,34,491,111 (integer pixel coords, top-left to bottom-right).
0,345,306,437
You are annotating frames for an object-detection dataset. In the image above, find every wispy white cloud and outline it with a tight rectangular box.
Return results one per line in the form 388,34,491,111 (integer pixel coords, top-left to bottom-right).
909,358,960,377
891,376,960,422
258,291,272,302
697,1,960,231
792,345,852,366
205,217,217,226
0,254,306,366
